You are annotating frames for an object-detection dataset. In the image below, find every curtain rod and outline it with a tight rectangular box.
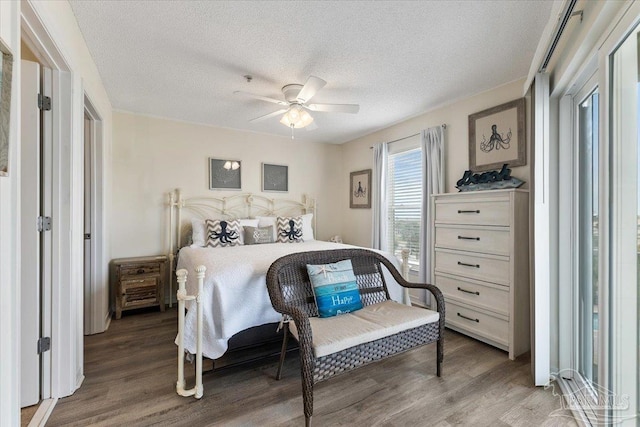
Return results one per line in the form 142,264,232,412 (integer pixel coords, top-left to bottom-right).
369,124,446,149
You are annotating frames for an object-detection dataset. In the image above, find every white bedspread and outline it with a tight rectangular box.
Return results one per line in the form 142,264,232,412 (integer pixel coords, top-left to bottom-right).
176,241,404,359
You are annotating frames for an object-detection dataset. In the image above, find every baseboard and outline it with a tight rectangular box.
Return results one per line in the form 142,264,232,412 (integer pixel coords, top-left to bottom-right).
27,398,57,427
104,311,111,331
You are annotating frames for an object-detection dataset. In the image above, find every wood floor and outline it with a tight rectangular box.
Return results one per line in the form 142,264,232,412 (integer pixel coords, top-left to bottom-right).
48,307,577,426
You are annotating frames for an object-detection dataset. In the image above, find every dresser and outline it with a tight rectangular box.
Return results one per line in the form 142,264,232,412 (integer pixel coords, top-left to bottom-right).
110,255,167,319
431,189,529,360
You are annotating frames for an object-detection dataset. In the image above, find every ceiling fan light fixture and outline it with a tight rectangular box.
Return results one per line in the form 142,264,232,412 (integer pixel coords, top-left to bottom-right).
280,105,314,129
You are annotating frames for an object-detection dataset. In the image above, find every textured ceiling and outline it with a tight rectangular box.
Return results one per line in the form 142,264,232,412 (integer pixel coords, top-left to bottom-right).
69,1,554,144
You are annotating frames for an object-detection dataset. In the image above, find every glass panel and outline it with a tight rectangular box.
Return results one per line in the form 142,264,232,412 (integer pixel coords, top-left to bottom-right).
387,148,422,264
578,88,599,386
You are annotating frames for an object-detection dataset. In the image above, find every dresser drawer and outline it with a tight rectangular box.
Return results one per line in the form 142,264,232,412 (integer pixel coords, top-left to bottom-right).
435,200,510,226
446,300,509,347
435,273,509,315
121,277,159,308
435,225,510,256
120,263,161,277
435,249,510,285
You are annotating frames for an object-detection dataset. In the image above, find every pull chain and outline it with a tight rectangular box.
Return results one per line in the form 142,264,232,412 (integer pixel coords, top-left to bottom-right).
290,124,295,139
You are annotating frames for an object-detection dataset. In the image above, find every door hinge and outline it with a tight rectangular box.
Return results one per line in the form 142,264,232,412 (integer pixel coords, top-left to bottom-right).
37,216,52,232
37,337,51,354
38,94,51,111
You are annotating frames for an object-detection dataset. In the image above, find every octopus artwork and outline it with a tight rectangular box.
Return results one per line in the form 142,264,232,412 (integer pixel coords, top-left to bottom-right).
280,219,303,241
353,180,367,198
209,220,239,244
480,124,512,153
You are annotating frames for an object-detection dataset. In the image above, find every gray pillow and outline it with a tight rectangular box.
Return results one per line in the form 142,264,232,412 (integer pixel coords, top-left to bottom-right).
244,226,274,245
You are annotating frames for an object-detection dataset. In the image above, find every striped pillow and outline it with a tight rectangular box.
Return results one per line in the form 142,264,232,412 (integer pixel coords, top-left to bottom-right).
307,260,363,318
276,216,303,243
205,219,241,247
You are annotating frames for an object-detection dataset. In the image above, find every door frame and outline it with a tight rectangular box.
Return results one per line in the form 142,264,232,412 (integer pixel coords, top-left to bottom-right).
83,95,107,335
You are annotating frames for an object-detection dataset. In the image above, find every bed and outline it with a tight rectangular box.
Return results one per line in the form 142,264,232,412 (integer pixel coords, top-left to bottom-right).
167,189,409,396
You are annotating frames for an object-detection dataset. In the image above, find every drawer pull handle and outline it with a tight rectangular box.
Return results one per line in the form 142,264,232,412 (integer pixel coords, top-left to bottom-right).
457,287,480,295
458,236,480,241
457,261,480,268
137,268,145,274
457,313,480,323
457,210,480,214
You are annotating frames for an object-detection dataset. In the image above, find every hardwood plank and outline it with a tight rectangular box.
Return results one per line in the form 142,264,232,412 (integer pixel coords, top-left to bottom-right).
48,308,577,426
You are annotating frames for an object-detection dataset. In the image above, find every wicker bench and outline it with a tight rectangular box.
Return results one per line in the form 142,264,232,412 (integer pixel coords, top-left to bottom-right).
266,248,445,426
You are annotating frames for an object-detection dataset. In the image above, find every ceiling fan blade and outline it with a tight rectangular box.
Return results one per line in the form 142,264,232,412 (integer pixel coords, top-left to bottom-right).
234,91,288,106
249,109,289,123
296,76,326,103
307,103,360,114
305,121,318,131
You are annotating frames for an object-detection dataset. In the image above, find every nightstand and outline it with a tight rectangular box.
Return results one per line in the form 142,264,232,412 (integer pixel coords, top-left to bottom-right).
110,255,167,319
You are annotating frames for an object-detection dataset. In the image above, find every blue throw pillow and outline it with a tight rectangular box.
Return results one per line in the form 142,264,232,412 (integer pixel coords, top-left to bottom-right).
307,260,363,318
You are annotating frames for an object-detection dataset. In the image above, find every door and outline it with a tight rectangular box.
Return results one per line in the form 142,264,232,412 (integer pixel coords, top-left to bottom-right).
20,60,53,407
84,115,92,334
20,60,41,408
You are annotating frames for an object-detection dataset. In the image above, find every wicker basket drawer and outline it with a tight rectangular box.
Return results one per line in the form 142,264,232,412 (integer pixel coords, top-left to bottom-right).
446,300,509,347
435,200,510,226
435,249,510,286
120,263,160,277
435,273,509,315
435,225,510,256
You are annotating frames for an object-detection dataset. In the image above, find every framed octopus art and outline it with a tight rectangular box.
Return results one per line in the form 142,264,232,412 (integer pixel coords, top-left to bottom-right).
468,97,526,172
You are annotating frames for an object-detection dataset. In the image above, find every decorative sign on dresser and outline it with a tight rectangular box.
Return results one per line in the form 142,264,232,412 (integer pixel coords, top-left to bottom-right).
110,255,168,319
431,188,529,360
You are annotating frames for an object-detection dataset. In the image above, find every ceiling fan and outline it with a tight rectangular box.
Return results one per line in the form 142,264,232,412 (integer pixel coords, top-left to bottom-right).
234,76,359,137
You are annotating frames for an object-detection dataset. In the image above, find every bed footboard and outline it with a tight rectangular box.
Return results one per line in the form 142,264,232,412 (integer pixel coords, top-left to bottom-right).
176,265,206,399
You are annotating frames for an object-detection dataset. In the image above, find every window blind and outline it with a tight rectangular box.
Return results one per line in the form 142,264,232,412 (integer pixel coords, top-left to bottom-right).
386,147,422,265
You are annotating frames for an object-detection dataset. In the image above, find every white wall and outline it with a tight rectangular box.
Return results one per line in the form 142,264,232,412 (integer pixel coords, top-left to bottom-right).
338,78,531,247
0,1,22,425
111,111,342,260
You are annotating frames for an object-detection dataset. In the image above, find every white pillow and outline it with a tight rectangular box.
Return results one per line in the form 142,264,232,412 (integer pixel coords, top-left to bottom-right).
190,219,206,247
301,213,315,241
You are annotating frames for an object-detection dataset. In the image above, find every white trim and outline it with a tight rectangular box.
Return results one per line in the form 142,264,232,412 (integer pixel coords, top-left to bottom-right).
26,398,58,427
533,72,552,386
83,94,108,335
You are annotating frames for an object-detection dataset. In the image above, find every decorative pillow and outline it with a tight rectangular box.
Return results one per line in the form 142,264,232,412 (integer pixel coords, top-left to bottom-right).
276,216,304,243
256,216,277,240
237,218,259,245
307,260,363,318
190,219,207,247
244,226,274,245
205,219,241,247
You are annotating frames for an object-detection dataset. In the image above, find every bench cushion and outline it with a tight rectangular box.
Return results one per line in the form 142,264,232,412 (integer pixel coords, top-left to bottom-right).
289,300,440,358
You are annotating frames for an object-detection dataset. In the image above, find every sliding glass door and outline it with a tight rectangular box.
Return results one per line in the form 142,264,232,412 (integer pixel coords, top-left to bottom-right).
609,19,639,425
577,86,599,388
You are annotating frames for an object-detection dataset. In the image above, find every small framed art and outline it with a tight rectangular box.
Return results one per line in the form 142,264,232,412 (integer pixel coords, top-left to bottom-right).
468,97,526,171
262,163,288,192
350,169,371,209
209,158,241,190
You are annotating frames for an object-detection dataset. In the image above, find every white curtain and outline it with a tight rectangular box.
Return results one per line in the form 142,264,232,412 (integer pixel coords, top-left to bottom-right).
418,126,444,286
371,142,388,251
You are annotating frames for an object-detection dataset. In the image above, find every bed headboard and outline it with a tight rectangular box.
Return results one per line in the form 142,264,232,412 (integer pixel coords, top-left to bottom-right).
166,188,316,278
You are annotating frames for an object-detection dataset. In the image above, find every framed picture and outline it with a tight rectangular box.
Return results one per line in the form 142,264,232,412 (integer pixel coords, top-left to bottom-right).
209,158,241,190
468,97,526,171
350,169,371,209
262,163,288,192
0,37,14,177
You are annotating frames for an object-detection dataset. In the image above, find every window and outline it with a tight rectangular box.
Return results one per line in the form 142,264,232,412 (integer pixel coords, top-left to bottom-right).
386,146,422,266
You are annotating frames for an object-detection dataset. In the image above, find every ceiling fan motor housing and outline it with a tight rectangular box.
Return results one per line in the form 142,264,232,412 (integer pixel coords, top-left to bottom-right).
281,84,304,103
